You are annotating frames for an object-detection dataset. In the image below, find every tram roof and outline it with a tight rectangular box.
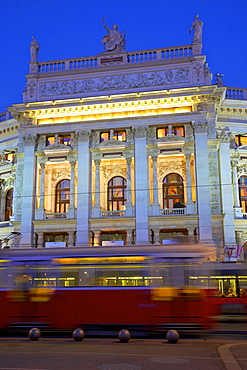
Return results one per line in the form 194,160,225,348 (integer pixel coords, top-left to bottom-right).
0,244,216,261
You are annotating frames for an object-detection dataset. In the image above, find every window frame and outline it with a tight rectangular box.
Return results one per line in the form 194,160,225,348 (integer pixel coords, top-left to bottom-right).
107,176,127,211
55,179,70,213
163,173,184,209
157,126,185,139
5,188,13,221
100,130,126,143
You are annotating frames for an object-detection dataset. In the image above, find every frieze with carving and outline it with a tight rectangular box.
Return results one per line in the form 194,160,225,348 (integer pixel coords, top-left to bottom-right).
101,163,127,184
158,159,185,181
238,165,247,177
192,62,203,83
39,69,190,97
26,80,37,99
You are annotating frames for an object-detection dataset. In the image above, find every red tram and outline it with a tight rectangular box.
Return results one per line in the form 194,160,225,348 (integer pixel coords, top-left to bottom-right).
0,245,245,335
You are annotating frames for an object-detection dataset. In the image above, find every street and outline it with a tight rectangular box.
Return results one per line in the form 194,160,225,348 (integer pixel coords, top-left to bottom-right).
1,336,247,370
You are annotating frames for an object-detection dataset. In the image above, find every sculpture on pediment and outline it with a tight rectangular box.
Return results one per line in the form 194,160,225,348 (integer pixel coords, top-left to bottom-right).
30,36,40,62
102,18,126,52
189,15,203,43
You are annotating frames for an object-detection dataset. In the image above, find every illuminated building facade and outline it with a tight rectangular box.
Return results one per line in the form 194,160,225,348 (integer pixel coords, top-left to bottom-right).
0,19,247,261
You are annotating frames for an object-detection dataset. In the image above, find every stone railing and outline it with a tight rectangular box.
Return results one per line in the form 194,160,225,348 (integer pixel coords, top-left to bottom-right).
226,88,247,100
161,207,187,215
0,111,13,122
101,210,125,218
45,212,67,219
37,44,194,74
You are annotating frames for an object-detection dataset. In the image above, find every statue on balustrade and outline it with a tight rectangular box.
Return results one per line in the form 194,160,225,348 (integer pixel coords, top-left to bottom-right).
102,17,126,52
30,36,40,62
189,15,203,43
215,73,225,86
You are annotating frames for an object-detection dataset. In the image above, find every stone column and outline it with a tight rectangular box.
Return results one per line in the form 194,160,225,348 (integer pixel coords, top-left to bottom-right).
67,159,76,218
184,148,195,215
153,229,160,244
134,126,149,244
68,232,74,247
36,158,46,220
37,232,44,248
76,130,90,246
126,230,133,245
19,134,37,247
93,231,101,246
217,130,236,250
231,159,242,218
191,121,213,243
92,158,101,217
150,153,160,215
125,153,133,217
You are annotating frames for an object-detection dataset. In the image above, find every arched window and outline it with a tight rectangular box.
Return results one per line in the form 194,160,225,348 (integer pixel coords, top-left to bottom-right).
108,176,126,211
55,179,70,213
239,176,247,213
163,173,184,208
5,188,13,221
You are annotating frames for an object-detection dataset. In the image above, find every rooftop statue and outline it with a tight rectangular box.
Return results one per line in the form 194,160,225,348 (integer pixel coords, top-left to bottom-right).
101,17,126,52
215,73,225,86
189,15,203,43
30,36,40,62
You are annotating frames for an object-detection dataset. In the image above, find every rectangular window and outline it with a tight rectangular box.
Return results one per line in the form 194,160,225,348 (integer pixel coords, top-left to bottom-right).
100,131,126,143
4,152,15,162
235,135,247,147
46,135,71,146
157,126,184,138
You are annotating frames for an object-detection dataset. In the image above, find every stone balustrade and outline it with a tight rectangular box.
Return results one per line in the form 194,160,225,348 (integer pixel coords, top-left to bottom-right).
101,210,125,217
0,111,13,122
36,44,194,74
45,212,67,219
226,88,247,100
161,207,187,215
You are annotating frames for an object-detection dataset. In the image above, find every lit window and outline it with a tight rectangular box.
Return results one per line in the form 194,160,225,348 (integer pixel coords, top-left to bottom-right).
163,174,184,209
239,176,247,213
157,126,184,138
100,131,126,142
2,152,15,163
235,135,247,147
46,135,71,146
108,176,126,211
5,188,13,221
55,180,70,213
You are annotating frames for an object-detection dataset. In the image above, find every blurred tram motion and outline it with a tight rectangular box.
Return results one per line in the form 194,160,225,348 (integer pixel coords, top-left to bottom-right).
0,245,246,335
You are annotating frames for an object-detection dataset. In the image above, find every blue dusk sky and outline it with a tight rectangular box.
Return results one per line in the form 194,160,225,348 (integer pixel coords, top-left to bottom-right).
0,0,247,113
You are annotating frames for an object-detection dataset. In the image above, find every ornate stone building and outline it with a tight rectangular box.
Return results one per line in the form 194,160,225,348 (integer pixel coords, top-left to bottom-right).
0,18,247,261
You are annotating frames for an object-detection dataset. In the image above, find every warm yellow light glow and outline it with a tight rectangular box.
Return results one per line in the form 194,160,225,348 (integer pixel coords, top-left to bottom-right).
37,105,192,124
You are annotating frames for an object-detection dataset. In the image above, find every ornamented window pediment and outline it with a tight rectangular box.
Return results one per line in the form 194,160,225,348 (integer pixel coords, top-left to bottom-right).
157,135,184,142
99,140,127,148
44,142,71,151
